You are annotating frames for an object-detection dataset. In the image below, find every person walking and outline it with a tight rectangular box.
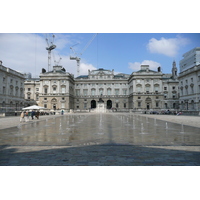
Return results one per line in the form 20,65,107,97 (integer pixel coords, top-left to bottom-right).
31,110,35,120
25,111,29,122
35,111,40,119
20,111,25,123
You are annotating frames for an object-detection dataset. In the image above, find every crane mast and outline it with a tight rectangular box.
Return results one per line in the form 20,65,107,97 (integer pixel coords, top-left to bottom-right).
46,34,56,71
70,33,97,77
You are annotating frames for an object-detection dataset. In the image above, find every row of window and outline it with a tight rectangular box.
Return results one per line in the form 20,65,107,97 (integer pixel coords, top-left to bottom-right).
180,85,200,95
76,83,127,86
76,88,127,96
2,86,24,97
2,77,23,86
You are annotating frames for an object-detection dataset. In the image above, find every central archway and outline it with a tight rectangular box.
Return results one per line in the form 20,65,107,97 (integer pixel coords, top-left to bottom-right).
91,100,96,109
107,100,112,109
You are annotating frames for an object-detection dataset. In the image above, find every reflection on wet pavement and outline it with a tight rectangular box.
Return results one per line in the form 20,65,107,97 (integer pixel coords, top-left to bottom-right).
0,113,200,147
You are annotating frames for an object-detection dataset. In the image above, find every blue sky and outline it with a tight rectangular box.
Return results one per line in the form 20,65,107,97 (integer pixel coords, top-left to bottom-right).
0,33,199,77
1,1,200,78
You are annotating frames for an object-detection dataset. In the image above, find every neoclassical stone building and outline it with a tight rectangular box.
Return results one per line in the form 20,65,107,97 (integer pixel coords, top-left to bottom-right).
0,60,25,113
24,62,179,112
128,62,179,110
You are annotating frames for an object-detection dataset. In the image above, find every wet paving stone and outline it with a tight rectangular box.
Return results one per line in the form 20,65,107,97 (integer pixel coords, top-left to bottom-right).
0,113,200,166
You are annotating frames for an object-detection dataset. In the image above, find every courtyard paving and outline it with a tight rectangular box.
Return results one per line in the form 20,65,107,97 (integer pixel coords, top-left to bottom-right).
0,113,200,166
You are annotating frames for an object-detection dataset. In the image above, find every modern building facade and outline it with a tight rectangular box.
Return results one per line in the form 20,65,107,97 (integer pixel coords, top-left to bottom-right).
0,60,25,113
179,47,200,111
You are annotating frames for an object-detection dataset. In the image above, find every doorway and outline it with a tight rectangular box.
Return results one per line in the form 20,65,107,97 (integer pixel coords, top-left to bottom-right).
91,100,96,109
107,100,112,109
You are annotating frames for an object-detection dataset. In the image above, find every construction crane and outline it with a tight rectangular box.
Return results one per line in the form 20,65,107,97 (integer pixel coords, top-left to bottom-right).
52,52,62,66
46,34,56,71
70,33,97,77
55,56,62,66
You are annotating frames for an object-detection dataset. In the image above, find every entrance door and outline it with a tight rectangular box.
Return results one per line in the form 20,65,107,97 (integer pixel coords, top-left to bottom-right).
146,103,150,109
107,100,112,109
91,100,96,108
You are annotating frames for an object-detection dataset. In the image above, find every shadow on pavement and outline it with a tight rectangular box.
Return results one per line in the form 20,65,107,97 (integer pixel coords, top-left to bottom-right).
1,144,200,166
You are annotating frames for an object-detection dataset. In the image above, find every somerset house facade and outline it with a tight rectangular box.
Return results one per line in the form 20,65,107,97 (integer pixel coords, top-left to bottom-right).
2,47,200,114
23,61,179,112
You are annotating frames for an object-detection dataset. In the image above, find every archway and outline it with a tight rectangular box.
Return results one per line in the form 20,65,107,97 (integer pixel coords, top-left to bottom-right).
51,98,57,110
91,100,96,109
107,100,112,109
145,97,152,109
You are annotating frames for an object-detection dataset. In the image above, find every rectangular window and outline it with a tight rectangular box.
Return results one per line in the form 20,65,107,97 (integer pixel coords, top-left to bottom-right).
115,89,119,95
3,87,6,94
107,89,111,95
83,89,88,96
76,89,80,96
91,89,95,95
61,87,66,93
61,103,65,108
123,89,127,95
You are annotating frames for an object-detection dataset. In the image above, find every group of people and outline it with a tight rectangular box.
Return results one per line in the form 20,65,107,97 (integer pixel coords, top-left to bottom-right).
20,110,40,122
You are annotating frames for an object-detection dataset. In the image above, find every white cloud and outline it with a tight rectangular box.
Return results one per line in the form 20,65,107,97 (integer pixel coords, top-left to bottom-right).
147,35,190,57
0,33,95,78
129,60,161,71
80,63,97,75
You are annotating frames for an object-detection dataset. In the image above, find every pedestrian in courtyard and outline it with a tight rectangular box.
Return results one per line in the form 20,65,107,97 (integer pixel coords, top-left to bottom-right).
35,111,40,119
20,111,25,122
25,111,29,122
31,110,35,119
